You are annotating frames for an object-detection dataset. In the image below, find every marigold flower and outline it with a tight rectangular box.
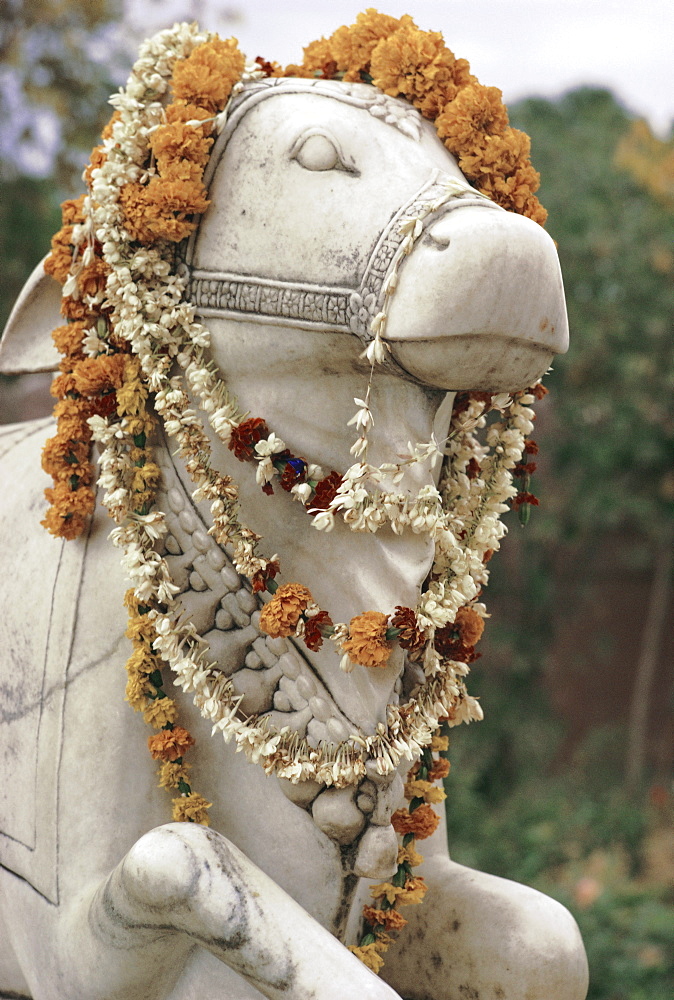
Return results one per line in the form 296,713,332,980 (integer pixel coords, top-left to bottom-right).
158,760,191,789
398,876,428,906
404,778,447,804
341,611,391,668
124,413,156,439
391,803,439,840
51,322,88,359
145,176,210,240
72,354,126,396
117,183,157,243
125,673,152,710
295,37,332,74
150,120,214,172
84,144,108,186
143,696,178,729
41,433,91,478
125,645,159,676
435,83,508,153
369,881,406,905
370,23,458,109
44,225,76,285
59,296,94,322
228,417,270,461
76,256,111,300
258,583,313,638
147,726,195,762
431,733,449,753
172,37,245,112
171,791,212,825
41,482,95,539
362,905,408,931
131,462,161,495
328,10,404,74
348,943,386,975
60,195,86,226
116,356,149,417
397,842,425,867
455,606,485,647
427,757,450,781
50,372,79,399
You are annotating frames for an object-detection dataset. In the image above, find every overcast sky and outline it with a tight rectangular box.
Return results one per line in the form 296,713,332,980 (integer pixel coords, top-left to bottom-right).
125,0,673,135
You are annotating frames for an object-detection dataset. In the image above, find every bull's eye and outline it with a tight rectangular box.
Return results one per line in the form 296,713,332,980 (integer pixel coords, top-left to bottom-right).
291,130,355,173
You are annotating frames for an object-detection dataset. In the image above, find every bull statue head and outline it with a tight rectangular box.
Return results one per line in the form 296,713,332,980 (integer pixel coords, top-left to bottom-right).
0,18,586,1000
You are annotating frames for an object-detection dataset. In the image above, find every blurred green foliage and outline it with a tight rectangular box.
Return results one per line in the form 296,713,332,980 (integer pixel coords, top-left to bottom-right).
513,88,674,543
0,0,126,330
443,88,674,999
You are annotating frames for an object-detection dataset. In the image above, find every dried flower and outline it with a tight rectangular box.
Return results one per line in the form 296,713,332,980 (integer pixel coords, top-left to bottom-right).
390,605,425,652
391,804,440,840
304,610,333,652
397,842,425,867
171,791,212,825
404,778,446,804
398,876,428,906
251,559,280,594
309,470,343,514
427,757,450,781
143,696,179,729
362,905,408,931
347,943,386,975
158,760,192,789
228,417,270,461
369,881,406,906
455,606,485,647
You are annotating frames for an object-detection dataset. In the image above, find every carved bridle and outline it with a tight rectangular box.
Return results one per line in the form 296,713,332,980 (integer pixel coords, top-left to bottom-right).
181,79,502,348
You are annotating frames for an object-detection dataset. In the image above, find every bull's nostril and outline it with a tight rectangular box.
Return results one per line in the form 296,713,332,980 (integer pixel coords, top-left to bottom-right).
423,232,450,251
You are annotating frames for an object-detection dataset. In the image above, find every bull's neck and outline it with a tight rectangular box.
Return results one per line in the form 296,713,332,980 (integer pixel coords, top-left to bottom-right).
198,319,447,732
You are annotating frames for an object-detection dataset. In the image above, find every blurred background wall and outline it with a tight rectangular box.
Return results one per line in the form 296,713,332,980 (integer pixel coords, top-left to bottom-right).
1,3,672,996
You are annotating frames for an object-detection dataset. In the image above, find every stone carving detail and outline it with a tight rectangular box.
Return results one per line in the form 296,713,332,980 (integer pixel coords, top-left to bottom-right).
157,448,358,747
229,77,425,142
186,173,499,341
186,271,353,333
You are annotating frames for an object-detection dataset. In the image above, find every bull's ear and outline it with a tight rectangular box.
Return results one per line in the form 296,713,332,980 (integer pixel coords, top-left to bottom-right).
0,257,61,374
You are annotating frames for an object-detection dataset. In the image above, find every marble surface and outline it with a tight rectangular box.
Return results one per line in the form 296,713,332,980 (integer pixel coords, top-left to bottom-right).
0,79,586,1000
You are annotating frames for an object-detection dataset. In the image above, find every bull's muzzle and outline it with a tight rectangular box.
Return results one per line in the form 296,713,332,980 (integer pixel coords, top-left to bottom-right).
385,204,569,392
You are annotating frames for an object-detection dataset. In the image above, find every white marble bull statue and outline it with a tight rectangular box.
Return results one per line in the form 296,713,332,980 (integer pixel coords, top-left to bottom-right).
0,74,588,1000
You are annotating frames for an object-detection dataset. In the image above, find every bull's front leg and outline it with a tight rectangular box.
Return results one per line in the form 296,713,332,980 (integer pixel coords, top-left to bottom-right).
381,849,589,1000
59,823,401,1000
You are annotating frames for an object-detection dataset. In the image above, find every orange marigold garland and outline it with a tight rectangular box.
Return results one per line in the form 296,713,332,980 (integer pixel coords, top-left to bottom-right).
119,37,244,245
41,194,114,540
285,8,546,225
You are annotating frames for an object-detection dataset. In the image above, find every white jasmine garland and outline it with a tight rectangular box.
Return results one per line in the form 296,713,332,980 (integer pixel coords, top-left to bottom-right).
78,23,543,785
